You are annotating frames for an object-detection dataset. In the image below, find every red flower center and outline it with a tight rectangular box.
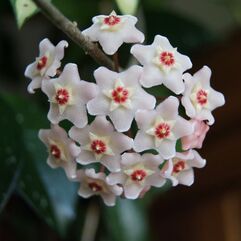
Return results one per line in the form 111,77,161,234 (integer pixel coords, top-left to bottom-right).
155,123,171,139
88,182,102,192
104,15,121,26
91,140,106,154
131,169,147,182
196,89,208,105
112,86,129,104
37,56,48,70
173,160,185,173
50,144,61,159
160,52,175,66
55,88,69,105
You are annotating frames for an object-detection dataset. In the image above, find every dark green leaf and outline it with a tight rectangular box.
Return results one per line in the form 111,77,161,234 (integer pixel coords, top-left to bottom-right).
19,129,79,237
0,97,23,212
2,93,79,237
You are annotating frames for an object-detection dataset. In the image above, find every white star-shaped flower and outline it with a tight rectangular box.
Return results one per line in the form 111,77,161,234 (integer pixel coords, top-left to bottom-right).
41,63,99,128
38,124,80,179
161,150,206,186
25,38,68,94
107,153,165,199
87,65,156,132
181,66,225,125
69,116,133,172
134,96,194,159
131,35,192,94
77,168,123,206
82,11,144,55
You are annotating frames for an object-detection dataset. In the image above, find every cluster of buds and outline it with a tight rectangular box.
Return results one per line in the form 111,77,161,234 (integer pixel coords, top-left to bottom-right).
25,11,225,206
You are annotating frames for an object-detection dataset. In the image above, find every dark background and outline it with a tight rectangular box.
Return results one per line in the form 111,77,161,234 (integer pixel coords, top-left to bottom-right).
0,0,241,241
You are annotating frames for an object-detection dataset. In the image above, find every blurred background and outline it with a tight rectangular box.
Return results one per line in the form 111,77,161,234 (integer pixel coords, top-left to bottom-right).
0,0,241,241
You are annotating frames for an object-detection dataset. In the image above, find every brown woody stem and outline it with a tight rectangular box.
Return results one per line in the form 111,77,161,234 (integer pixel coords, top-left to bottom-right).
32,0,114,70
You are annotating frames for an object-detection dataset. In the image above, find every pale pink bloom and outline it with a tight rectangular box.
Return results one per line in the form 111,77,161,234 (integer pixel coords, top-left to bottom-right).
69,116,133,172
134,96,193,159
107,153,165,199
77,168,122,206
87,65,156,132
130,35,192,94
25,38,68,94
181,66,225,125
181,119,210,150
82,11,144,55
42,63,98,128
38,124,80,179
162,150,206,186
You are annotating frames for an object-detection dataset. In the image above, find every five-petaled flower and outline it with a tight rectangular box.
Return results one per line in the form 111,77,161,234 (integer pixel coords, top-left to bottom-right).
42,63,98,128
181,66,225,125
131,35,192,94
87,65,156,132
82,10,144,55
134,96,194,159
162,150,206,186
39,124,80,179
69,116,133,172
107,153,166,199
25,38,68,94
77,168,123,206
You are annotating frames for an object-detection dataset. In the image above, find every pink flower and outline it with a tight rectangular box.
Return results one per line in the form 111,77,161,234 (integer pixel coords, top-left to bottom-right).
77,168,123,206
25,38,68,94
82,11,144,55
181,119,210,150
87,65,156,132
107,153,165,199
38,124,80,179
131,35,192,94
134,96,193,159
181,66,225,125
69,116,133,172
162,150,206,186
41,63,99,128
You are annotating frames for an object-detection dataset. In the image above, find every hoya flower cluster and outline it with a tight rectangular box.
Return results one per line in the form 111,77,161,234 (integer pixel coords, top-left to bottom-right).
25,11,225,206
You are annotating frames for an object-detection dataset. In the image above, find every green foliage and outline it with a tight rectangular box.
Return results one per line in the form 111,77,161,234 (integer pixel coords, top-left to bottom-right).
115,0,139,15
10,0,38,28
21,130,79,237
0,97,23,212
1,94,79,238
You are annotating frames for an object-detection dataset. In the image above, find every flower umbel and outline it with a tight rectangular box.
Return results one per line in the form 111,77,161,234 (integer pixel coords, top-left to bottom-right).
25,11,225,206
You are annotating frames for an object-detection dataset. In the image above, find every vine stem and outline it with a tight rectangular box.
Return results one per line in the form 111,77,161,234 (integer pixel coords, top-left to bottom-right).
32,0,114,70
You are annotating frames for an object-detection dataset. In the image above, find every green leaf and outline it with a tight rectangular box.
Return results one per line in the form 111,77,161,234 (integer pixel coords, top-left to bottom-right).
19,130,79,237
0,97,23,212
102,199,148,241
2,93,79,237
145,85,174,98
115,0,139,15
10,0,38,28
1,93,48,129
